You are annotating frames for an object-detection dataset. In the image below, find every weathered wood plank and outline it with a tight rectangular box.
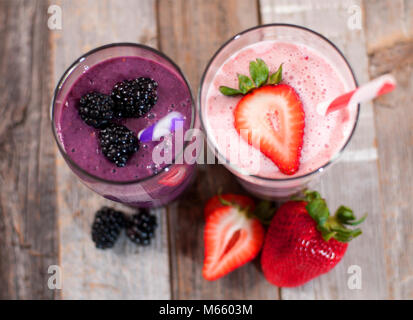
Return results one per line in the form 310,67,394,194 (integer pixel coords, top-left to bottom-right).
158,0,280,299
51,0,170,299
260,0,388,299
365,1,413,299
364,0,413,53
0,0,59,299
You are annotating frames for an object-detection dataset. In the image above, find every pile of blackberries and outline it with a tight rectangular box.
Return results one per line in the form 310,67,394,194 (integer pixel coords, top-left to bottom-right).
91,206,158,250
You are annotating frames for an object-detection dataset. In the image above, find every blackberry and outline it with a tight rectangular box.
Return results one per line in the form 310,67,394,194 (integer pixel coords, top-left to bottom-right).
126,209,158,246
99,123,139,167
91,207,126,249
111,77,158,118
78,92,114,128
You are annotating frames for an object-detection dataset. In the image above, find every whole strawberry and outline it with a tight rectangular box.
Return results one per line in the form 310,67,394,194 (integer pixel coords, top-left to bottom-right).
261,190,366,287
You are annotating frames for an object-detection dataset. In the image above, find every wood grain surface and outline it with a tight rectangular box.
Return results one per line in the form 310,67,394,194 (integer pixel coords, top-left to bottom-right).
365,0,413,299
0,0,411,299
0,0,58,300
368,44,413,299
364,0,413,53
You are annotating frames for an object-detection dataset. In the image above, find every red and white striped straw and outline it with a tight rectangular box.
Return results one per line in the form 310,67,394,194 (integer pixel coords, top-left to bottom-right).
316,74,397,116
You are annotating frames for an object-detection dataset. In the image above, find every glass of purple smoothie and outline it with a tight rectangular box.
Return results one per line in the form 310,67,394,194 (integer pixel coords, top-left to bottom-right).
51,43,197,207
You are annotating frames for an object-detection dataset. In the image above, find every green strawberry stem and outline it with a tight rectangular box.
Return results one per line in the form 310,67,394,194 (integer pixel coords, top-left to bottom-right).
217,194,251,217
253,200,277,225
217,194,235,207
298,190,367,243
219,59,283,96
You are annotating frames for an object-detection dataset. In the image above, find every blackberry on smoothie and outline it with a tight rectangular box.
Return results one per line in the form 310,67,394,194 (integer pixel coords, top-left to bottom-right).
52,44,196,207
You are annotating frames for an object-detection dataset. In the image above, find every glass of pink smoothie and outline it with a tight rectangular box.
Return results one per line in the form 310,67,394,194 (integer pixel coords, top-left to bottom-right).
52,43,198,207
199,24,359,199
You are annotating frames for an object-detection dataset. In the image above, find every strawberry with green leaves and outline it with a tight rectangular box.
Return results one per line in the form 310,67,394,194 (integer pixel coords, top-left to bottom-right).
220,59,305,175
261,190,366,287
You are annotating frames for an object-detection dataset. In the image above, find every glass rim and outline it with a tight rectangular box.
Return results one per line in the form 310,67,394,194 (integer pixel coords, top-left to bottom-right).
51,42,196,186
198,23,360,183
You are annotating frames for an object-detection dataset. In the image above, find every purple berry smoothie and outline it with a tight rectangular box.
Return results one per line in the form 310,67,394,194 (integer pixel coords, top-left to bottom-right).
58,56,192,181
53,47,196,207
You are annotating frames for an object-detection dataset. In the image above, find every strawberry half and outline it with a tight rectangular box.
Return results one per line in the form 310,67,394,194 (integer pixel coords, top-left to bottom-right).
204,194,255,220
203,204,264,281
234,84,305,175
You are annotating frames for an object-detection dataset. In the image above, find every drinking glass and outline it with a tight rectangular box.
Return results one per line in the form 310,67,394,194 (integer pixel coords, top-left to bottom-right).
199,24,359,199
51,43,198,207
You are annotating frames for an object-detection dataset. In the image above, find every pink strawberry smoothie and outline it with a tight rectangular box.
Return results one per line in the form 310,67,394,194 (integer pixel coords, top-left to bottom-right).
204,41,358,179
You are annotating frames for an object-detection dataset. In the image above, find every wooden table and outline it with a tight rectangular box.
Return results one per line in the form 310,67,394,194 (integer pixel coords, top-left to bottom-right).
0,0,412,299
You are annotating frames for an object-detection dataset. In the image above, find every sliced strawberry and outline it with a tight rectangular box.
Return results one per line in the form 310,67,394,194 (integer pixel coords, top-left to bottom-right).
203,206,265,281
234,84,305,175
159,165,187,187
204,194,255,220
